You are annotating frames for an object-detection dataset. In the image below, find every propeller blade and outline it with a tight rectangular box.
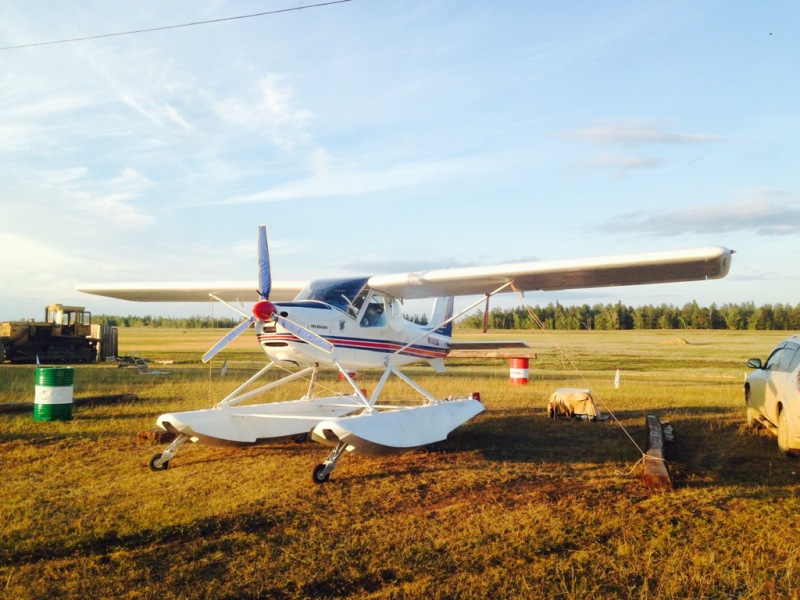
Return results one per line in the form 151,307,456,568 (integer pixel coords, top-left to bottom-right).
258,224,271,300
202,317,255,363
274,315,334,353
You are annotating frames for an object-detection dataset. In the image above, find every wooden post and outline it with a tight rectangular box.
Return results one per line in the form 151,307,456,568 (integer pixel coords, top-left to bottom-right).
642,414,672,490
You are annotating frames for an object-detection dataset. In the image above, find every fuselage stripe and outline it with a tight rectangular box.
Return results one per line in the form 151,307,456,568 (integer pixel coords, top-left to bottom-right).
257,333,448,359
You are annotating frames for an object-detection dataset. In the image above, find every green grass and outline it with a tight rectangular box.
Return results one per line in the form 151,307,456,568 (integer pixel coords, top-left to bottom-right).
1,328,799,599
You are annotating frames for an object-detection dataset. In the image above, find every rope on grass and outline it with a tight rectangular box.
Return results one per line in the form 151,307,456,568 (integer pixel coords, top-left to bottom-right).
510,283,649,470
612,453,668,477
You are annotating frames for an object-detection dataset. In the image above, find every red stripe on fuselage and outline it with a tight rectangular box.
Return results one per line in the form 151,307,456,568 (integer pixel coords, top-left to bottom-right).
257,333,448,359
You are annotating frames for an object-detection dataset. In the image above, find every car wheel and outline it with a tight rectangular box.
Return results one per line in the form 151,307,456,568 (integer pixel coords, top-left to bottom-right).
746,406,761,429
745,388,761,428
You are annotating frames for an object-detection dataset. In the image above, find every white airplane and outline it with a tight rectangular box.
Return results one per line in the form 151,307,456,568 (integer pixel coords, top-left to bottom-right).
77,226,733,482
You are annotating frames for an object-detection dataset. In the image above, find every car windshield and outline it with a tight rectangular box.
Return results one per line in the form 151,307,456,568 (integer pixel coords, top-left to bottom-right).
780,343,800,371
790,348,800,373
294,277,370,313
765,346,787,371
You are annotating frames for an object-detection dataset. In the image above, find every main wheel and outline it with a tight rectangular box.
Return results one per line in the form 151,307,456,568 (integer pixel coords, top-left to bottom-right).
149,453,170,472
777,410,791,455
312,463,330,484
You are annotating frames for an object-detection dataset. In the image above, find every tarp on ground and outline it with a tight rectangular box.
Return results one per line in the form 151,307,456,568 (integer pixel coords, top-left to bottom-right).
547,387,607,421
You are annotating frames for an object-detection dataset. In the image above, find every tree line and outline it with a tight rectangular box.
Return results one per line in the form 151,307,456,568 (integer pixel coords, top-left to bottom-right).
93,315,242,329
94,301,800,331
93,313,430,328
458,301,800,331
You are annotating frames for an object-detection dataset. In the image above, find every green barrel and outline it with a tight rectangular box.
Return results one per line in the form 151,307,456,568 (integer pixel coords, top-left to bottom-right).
33,367,74,421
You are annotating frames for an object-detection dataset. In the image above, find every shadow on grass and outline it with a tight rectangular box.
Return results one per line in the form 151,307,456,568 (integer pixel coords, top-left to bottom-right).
6,402,796,491
444,409,645,464
0,419,150,443
2,502,281,567
440,407,800,488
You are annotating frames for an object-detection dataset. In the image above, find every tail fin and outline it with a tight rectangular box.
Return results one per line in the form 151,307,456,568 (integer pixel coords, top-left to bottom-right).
429,297,455,337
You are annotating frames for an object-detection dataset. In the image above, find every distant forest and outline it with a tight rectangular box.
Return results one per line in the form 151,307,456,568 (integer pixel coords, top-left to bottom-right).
459,301,800,331
94,301,800,331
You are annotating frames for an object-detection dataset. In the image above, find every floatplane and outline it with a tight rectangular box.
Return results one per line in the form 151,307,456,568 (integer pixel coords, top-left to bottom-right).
77,226,733,482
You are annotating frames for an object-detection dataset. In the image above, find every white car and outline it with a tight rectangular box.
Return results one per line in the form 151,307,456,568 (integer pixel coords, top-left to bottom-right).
745,335,800,455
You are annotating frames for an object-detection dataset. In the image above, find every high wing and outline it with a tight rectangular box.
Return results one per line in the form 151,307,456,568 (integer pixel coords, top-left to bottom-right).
366,246,733,300
76,246,732,303
74,281,307,302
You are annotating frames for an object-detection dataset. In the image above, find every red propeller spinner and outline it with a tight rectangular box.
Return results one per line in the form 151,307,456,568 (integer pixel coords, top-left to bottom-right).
252,300,276,321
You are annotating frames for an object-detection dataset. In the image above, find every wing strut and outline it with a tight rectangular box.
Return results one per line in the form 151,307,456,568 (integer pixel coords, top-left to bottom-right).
209,294,250,319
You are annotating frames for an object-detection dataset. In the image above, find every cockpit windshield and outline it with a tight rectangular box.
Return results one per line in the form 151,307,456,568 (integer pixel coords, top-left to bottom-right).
294,277,370,314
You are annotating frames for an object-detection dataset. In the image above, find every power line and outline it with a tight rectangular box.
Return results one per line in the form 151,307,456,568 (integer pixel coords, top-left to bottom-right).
1,0,352,51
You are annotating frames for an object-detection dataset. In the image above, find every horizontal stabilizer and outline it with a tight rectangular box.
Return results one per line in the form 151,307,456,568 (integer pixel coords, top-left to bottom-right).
449,340,532,350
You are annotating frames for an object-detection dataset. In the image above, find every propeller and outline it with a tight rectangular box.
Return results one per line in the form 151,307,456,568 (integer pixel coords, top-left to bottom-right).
202,317,256,362
202,225,334,363
258,223,271,300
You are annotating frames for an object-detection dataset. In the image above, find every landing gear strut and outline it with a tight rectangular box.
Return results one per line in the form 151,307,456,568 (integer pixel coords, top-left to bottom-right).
312,440,348,484
148,433,189,472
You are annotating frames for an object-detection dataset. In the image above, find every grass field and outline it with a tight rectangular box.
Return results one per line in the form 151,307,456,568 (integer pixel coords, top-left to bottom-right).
1,328,799,599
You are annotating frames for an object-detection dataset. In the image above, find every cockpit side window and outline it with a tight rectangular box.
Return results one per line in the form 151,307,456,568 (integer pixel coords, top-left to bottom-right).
350,287,369,317
360,293,387,328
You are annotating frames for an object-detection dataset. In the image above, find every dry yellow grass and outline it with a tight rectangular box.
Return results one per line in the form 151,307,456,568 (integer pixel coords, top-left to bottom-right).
1,328,799,598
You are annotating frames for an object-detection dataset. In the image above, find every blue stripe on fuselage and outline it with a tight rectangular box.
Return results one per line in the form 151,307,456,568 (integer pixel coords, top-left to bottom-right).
257,333,448,359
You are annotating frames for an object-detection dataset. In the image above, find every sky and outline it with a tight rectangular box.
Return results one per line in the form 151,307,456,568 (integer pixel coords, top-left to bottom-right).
1,1,799,321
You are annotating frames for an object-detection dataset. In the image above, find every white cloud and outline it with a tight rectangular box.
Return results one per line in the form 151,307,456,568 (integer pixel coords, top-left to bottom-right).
564,121,723,177
40,167,91,184
163,103,195,131
599,189,800,236
578,154,664,177
176,151,487,208
215,75,312,150
0,233,85,299
83,192,156,227
1,2,797,315
74,168,157,227
564,122,723,145
580,155,663,169
3,166,156,229
341,257,467,274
